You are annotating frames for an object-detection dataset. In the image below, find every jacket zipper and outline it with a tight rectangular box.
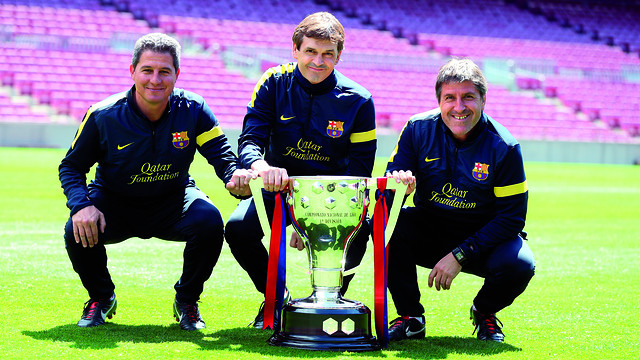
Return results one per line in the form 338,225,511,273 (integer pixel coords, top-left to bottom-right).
451,145,459,178
151,122,157,153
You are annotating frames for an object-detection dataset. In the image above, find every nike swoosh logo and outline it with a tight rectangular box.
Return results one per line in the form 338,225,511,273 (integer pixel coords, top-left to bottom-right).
406,328,423,337
425,156,440,163
280,115,295,121
117,142,134,150
100,309,109,321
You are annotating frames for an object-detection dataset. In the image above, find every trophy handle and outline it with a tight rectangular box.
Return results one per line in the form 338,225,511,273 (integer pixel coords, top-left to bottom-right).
369,178,408,246
343,178,407,277
248,176,272,239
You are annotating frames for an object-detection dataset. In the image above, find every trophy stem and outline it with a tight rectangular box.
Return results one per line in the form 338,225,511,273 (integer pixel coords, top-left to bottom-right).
311,267,342,290
310,288,341,302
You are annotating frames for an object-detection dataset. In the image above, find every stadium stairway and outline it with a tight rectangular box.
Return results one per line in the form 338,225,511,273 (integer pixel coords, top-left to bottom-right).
0,86,69,123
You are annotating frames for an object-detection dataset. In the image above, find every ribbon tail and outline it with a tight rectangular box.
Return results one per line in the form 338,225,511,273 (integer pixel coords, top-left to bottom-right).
263,192,287,330
373,178,390,348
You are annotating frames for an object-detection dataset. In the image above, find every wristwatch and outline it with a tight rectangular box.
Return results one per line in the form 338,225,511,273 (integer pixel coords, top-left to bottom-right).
452,247,467,266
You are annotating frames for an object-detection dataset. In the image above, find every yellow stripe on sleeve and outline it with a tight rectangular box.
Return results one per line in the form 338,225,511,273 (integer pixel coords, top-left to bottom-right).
494,180,528,197
388,122,408,163
248,63,295,108
197,126,224,146
71,106,94,149
349,129,376,143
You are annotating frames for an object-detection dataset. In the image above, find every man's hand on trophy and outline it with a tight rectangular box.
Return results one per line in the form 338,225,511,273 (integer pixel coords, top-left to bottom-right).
289,232,305,251
226,168,257,196
251,160,289,192
386,170,416,195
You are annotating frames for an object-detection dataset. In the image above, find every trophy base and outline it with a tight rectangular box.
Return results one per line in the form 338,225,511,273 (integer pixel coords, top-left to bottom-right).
268,298,381,352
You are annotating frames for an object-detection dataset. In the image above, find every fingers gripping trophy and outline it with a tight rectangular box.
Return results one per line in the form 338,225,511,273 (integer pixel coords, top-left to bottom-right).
249,176,407,351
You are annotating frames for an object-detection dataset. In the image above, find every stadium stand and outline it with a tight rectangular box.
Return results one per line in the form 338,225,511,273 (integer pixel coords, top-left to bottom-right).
0,87,51,122
0,0,638,144
527,0,640,55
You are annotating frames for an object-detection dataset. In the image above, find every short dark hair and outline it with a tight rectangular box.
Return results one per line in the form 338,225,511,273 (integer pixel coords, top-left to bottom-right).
435,58,487,103
131,33,181,71
292,12,345,53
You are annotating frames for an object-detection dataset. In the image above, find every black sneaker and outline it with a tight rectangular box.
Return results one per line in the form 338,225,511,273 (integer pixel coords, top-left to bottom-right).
470,307,505,342
77,294,117,327
250,288,291,329
388,315,426,341
173,299,206,331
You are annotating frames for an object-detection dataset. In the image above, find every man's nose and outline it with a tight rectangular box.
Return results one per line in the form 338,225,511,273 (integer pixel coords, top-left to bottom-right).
312,54,324,66
454,98,465,111
150,71,161,84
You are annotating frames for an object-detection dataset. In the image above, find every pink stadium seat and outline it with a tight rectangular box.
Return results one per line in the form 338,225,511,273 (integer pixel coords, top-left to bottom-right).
1,1,639,143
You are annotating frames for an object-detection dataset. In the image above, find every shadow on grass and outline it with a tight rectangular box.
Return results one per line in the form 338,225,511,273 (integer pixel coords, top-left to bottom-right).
22,323,204,350
23,325,521,358
386,335,522,359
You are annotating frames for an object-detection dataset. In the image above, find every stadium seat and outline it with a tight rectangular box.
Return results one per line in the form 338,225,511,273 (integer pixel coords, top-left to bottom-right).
1,0,638,143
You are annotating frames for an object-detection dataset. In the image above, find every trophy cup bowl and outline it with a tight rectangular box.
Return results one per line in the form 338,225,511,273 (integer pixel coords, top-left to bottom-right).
268,176,381,351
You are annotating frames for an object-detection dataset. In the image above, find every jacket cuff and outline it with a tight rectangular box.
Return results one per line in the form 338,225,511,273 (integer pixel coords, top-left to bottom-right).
457,242,476,263
68,196,93,217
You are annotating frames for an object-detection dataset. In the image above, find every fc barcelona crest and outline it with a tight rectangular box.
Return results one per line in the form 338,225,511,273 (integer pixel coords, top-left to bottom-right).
326,120,344,138
472,162,489,181
172,131,189,149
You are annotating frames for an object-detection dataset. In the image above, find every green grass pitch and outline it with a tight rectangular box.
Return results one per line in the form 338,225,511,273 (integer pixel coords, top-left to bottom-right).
0,147,639,359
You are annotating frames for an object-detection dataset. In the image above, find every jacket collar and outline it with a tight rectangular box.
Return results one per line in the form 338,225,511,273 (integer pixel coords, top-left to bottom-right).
127,85,171,122
293,64,337,95
441,112,488,146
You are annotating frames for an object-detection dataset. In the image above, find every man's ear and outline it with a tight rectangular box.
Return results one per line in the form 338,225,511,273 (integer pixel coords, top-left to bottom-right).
130,64,135,77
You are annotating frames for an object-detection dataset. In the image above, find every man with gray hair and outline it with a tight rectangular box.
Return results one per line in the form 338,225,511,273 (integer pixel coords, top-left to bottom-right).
59,32,252,331
383,58,535,342
132,32,182,71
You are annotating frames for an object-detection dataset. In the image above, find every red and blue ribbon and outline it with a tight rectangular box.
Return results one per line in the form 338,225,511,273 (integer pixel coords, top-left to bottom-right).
263,192,287,330
373,178,389,348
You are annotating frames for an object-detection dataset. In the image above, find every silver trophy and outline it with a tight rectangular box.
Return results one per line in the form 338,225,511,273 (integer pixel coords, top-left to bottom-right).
249,176,406,351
